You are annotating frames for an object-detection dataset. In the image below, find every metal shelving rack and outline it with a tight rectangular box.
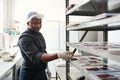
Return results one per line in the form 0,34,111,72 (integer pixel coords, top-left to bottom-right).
65,0,120,80
66,0,71,80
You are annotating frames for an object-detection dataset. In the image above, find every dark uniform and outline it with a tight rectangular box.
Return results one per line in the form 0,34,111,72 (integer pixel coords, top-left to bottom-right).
18,28,48,80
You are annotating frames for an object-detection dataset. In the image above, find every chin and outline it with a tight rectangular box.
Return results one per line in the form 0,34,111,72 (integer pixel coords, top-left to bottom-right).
34,30,39,32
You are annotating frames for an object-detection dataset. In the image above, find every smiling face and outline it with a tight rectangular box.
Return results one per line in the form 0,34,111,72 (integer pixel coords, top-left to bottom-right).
27,17,42,32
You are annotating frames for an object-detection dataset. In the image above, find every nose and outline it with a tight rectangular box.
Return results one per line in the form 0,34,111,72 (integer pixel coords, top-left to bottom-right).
34,22,41,27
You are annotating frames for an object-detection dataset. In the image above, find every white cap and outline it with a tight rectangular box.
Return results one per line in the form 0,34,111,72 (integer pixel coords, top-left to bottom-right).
26,11,44,23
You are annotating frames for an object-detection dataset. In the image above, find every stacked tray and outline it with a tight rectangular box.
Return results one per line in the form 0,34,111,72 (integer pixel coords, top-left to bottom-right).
67,42,120,63
71,55,120,80
91,71,120,80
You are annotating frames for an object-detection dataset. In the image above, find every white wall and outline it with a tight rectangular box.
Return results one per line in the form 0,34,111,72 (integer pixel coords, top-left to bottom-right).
0,0,3,33
98,31,120,43
41,21,59,50
12,0,66,50
108,30,120,42
97,32,103,42
0,33,4,50
12,0,65,22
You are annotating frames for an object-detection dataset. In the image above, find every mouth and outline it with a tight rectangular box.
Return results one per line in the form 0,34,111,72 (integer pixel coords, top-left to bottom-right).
34,28,41,32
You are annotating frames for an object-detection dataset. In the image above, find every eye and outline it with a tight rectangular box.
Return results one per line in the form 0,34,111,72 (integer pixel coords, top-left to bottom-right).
31,22,41,25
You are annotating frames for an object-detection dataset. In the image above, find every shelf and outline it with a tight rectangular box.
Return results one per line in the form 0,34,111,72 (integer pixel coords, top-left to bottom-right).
67,42,120,63
66,0,120,80
70,56,104,80
68,11,100,16
66,0,108,16
66,0,90,15
67,0,120,16
67,14,120,31
70,60,120,80
70,61,96,80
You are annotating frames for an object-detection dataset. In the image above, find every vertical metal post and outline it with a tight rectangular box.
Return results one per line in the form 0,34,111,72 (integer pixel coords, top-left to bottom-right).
103,2,108,65
13,65,16,80
103,28,108,42
103,25,108,65
56,72,58,80
66,0,70,80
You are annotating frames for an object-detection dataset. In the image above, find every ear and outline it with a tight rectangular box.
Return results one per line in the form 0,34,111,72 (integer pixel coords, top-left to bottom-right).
27,22,29,26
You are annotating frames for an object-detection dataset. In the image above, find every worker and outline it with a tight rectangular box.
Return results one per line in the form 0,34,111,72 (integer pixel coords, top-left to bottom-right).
18,11,75,80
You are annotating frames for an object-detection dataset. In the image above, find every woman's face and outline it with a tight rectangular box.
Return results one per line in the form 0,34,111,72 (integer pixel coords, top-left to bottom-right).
27,17,42,32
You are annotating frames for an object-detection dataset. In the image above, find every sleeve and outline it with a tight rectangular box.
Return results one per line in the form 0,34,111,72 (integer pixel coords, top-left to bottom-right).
18,36,43,64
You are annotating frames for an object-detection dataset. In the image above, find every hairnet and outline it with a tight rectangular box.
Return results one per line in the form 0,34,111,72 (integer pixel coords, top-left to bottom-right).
26,11,44,23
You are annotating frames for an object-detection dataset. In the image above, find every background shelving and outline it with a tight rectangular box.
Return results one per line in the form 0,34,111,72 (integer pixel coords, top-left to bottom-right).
67,42,120,63
65,0,120,80
67,14,120,31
